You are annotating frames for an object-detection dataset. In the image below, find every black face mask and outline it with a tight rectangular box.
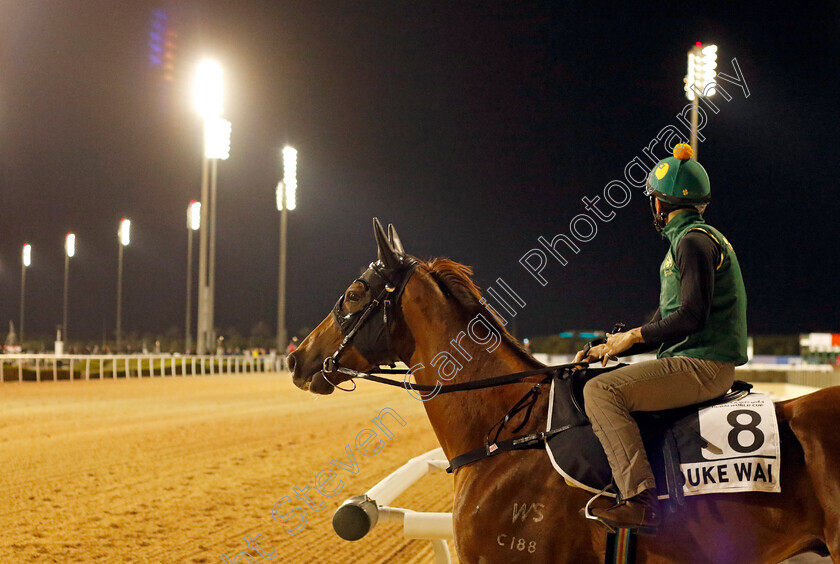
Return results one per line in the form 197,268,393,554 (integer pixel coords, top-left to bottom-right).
331,258,418,365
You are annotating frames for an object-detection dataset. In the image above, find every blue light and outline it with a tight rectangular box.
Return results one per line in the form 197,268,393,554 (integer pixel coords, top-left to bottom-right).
579,332,599,339
559,332,574,338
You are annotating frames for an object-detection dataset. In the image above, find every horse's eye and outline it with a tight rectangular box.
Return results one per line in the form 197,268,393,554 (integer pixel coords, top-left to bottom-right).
346,291,361,302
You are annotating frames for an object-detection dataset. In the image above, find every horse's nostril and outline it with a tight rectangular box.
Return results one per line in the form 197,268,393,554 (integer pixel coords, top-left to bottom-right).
286,352,297,373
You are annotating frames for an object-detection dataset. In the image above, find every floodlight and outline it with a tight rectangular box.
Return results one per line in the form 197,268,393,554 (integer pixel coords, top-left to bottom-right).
65,233,76,257
119,218,131,246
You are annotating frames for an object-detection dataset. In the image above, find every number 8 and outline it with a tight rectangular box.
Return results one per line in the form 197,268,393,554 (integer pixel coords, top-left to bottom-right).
727,409,764,453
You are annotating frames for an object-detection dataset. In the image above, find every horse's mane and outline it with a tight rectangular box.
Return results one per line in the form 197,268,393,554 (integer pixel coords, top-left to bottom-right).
424,257,540,365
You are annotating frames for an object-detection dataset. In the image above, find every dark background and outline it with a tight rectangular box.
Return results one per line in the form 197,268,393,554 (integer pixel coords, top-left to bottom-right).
0,1,837,345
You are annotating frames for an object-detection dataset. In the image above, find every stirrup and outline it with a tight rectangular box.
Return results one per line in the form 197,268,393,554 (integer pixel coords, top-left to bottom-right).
584,487,659,536
583,486,617,533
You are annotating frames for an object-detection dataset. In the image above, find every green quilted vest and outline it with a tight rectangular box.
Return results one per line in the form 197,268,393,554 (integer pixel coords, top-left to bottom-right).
657,210,748,365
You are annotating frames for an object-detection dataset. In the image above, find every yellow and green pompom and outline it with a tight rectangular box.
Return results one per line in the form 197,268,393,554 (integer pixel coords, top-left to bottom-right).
673,143,693,160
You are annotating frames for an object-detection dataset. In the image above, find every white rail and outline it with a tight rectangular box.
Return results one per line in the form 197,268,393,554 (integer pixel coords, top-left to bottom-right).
333,447,454,564
0,353,284,383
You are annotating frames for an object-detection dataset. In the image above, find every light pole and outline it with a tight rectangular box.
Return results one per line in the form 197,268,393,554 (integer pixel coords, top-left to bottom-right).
276,146,297,355
116,219,130,352
194,59,231,355
684,42,718,158
20,244,31,348
63,233,75,343
185,201,201,353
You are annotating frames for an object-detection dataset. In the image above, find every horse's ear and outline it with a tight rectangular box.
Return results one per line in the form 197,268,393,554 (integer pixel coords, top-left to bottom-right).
387,224,405,256
373,217,401,269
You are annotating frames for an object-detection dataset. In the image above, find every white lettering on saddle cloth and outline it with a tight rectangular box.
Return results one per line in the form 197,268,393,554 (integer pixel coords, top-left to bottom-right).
680,393,781,495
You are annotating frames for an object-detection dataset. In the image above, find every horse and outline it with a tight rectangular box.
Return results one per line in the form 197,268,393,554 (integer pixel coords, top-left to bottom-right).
288,218,840,563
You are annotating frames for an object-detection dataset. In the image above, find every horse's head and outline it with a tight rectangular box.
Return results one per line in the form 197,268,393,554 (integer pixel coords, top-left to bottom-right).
289,218,418,394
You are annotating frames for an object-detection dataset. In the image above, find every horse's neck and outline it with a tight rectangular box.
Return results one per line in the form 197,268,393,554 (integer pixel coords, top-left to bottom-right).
407,322,543,461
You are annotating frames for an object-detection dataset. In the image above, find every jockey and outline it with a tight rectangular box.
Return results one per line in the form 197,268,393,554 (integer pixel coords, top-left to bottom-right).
575,143,748,530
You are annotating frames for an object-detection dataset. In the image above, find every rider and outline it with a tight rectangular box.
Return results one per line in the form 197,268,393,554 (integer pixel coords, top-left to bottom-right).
575,143,748,530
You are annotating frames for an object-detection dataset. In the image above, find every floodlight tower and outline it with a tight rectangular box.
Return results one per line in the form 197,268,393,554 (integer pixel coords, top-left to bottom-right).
20,244,31,348
194,59,231,355
185,201,201,353
63,233,76,342
684,43,718,158
276,146,298,356
116,219,131,352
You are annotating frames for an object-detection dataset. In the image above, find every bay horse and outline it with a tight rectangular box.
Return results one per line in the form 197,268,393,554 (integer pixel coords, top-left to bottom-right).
288,219,840,563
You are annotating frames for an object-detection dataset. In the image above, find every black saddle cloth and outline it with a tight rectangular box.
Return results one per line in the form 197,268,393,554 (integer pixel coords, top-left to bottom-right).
545,366,752,498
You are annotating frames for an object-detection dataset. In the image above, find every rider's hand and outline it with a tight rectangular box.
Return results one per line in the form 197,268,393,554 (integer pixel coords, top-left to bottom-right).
573,344,607,366
602,328,643,366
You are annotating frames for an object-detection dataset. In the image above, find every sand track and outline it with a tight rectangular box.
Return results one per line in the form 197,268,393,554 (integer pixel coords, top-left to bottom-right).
0,373,457,563
3,374,829,563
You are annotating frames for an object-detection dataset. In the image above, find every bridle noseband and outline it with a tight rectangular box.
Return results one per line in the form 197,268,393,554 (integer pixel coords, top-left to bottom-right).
321,257,419,391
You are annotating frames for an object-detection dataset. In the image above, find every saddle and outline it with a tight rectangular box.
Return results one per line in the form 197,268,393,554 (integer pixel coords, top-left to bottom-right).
545,366,754,504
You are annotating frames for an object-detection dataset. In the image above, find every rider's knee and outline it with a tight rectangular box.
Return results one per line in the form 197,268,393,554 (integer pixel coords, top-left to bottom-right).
583,378,610,415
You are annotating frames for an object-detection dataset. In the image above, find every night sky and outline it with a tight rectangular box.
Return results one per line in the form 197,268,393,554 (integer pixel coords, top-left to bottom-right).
1,1,837,344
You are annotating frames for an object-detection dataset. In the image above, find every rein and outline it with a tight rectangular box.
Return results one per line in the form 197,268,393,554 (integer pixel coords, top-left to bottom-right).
325,362,587,394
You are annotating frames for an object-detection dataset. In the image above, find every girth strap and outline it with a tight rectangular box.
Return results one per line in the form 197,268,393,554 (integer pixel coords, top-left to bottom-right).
446,422,586,473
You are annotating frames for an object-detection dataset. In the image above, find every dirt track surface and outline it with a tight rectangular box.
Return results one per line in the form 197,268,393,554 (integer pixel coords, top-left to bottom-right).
0,373,456,563
1,374,831,564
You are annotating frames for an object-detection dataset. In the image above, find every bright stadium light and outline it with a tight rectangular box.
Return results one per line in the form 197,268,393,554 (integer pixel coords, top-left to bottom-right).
684,42,718,158
193,60,228,355
185,201,201,354
63,233,76,342
276,146,298,355
188,200,201,230
194,59,223,118
65,233,76,258
20,243,32,347
119,218,131,246
685,42,718,100
204,117,232,160
283,146,297,211
116,219,131,351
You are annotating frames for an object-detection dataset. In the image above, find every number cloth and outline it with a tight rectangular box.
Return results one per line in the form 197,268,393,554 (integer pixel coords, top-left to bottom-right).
679,393,780,495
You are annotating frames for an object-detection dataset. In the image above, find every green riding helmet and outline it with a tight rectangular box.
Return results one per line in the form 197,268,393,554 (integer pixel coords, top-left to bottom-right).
644,143,711,230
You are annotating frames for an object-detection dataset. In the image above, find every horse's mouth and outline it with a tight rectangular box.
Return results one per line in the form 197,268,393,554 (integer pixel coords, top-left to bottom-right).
293,371,335,395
